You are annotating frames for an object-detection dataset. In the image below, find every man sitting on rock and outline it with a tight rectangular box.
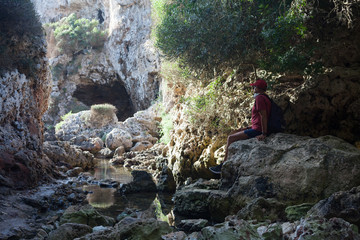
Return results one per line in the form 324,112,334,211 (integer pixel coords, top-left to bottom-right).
209,79,271,174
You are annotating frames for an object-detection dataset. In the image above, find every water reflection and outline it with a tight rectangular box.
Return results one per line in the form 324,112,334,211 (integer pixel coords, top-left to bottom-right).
83,185,116,208
84,159,132,210
84,159,174,224
92,159,132,182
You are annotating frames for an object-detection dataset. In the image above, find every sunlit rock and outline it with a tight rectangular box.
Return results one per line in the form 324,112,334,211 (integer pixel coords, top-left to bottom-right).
113,146,125,158
43,141,94,170
130,141,153,152
105,128,133,151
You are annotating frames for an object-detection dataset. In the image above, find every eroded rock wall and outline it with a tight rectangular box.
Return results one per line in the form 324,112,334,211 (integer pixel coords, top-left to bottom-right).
275,21,360,144
0,3,53,188
277,67,360,144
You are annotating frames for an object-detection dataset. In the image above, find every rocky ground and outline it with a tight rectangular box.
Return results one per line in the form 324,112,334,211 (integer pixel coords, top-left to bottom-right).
0,180,86,239
2,101,360,239
1,168,360,240
1,132,360,239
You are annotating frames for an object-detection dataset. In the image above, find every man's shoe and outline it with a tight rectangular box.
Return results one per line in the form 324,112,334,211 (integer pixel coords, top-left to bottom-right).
209,163,223,174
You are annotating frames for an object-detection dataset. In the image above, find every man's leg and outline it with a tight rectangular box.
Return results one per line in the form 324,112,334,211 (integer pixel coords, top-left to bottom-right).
209,130,248,174
223,130,249,162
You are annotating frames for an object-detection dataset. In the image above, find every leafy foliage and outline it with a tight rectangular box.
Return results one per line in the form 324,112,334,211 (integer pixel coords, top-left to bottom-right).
181,71,254,136
155,0,320,75
47,13,107,55
0,0,42,36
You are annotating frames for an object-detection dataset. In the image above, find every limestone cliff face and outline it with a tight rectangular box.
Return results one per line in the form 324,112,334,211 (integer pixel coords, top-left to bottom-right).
32,0,160,125
0,3,53,188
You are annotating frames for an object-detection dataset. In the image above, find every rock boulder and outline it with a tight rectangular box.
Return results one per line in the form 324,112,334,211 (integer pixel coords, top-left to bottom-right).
48,223,92,240
308,185,360,228
105,128,133,150
221,134,360,204
43,141,94,170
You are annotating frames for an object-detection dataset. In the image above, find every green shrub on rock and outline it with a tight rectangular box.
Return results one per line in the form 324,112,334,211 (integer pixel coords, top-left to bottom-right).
55,111,73,131
157,104,173,144
47,13,107,55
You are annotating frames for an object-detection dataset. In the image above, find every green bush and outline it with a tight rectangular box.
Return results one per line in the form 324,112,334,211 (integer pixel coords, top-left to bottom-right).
259,0,323,74
0,0,42,37
156,0,277,74
181,70,255,137
154,0,319,75
55,111,73,131
47,13,107,55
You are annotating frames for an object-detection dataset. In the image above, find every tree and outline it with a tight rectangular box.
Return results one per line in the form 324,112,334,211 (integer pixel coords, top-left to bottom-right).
155,0,314,76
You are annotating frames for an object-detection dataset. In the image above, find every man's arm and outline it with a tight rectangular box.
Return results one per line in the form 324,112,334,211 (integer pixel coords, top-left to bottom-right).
257,109,268,141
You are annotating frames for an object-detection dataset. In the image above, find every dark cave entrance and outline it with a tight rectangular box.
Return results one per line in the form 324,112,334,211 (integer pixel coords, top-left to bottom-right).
73,82,135,121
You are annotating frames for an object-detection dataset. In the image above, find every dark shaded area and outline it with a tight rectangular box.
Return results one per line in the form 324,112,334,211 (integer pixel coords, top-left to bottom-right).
73,82,134,121
0,0,42,75
97,9,104,24
308,186,360,229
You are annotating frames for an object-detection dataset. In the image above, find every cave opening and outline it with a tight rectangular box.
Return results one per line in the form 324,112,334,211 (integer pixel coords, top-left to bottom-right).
73,82,135,121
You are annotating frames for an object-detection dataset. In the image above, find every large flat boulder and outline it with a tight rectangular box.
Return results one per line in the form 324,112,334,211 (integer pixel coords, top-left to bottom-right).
221,133,360,204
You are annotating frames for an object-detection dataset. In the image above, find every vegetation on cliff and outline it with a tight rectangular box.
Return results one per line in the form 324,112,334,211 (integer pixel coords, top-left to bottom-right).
155,0,312,76
0,0,43,75
155,0,359,76
46,13,107,55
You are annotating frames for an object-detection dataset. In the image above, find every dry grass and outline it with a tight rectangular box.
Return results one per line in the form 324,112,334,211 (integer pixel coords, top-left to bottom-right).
90,104,117,117
86,103,118,128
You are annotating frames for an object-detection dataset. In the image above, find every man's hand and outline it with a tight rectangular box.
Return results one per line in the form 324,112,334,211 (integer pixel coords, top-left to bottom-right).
256,134,266,141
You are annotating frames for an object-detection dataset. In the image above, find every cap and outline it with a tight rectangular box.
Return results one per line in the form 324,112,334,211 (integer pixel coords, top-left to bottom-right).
250,79,267,90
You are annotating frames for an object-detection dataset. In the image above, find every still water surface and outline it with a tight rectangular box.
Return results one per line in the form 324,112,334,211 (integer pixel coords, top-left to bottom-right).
83,159,174,222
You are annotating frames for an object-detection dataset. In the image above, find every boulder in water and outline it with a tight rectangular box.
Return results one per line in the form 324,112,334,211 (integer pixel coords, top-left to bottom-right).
119,170,157,194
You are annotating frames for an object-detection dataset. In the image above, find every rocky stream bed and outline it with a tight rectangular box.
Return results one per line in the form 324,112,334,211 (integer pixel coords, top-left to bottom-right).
2,133,360,240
